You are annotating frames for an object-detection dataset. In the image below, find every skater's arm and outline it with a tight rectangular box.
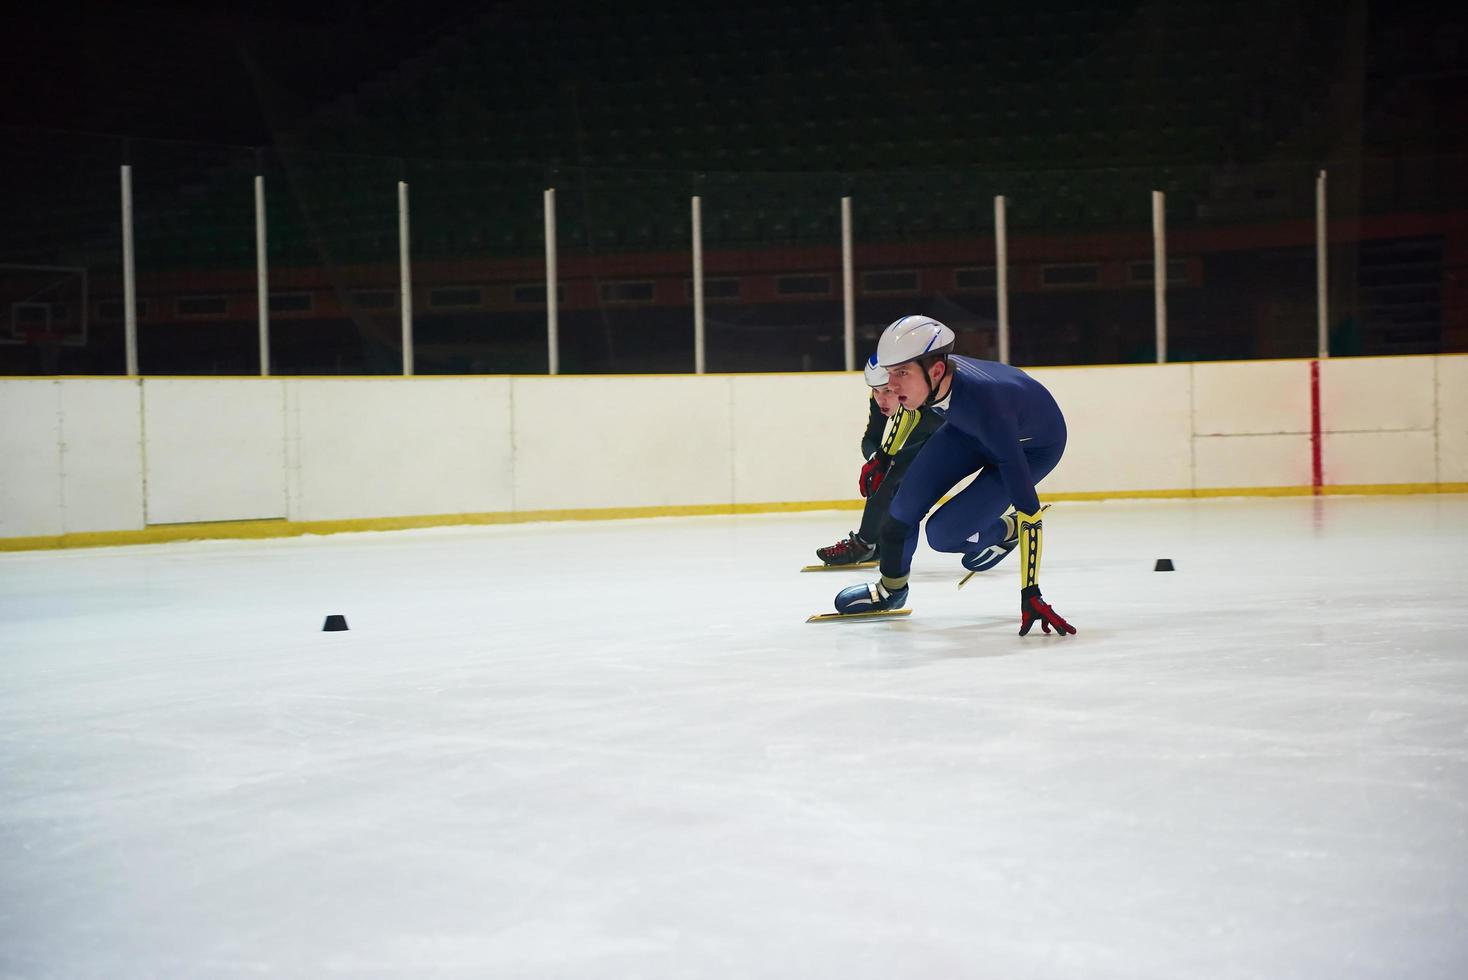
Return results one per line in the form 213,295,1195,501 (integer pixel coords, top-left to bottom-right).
1012,456,1074,636
1016,508,1075,635
861,399,885,458
859,407,925,498
881,407,923,457
1017,507,1044,592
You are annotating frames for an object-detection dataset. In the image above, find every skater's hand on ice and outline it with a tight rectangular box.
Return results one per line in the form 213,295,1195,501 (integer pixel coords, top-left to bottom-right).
859,451,892,498
1019,585,1076,636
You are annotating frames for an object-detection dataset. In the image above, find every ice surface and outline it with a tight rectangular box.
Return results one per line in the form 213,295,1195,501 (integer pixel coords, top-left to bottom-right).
2,495,1467,978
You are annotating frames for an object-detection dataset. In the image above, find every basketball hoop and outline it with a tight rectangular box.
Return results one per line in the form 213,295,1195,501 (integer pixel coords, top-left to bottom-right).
2,264,88,348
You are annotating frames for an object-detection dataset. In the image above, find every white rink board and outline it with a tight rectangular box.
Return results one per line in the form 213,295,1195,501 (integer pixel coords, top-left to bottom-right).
1324,430,1439,486
0,380,62,537
1193,360,1310,435
289,379,514,522
1033,364,1193,494
1194,433,1313,489
142,380,287,525
1321,356,1436,433
4,355,1468,544
1438,357,1468,483
732,373,862,504
60,380,144,533
511,375,735,510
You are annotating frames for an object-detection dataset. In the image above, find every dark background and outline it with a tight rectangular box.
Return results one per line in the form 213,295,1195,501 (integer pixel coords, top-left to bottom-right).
3,1,1463,157
2,1,1465,375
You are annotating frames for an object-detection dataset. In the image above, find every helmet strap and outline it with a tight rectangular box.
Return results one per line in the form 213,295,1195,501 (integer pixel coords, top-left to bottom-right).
920,356,950,408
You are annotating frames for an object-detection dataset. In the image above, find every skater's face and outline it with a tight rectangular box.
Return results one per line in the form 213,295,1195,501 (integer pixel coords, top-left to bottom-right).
886,359,946,408
871,385,899,417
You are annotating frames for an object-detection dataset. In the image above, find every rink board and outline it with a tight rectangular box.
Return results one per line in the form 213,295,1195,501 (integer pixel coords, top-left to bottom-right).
2,355,1467,546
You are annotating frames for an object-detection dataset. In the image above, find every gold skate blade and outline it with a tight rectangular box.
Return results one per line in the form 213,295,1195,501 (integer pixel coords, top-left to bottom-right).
806,607,912,623
800,560,879,572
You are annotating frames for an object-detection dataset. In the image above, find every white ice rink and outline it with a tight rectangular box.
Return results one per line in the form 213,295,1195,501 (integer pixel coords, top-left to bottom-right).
2,494,1467,979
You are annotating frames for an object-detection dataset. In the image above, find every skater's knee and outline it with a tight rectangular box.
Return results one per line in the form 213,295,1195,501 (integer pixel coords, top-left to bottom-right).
924,517,966,554
877,512,913,554
925,509,1003,554
879,511,912,539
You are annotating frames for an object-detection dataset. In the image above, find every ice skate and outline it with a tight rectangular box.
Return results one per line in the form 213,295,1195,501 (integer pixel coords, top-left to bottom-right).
959,505,1048,577
814,532,876,566
960,537,1017,573
806,579,912,622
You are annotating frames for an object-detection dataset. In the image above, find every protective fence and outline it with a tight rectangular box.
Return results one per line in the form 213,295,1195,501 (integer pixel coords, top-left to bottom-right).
1,129,1463,377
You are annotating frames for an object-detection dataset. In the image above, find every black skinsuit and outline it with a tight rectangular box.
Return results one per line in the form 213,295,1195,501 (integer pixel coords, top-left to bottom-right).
857,397,942,545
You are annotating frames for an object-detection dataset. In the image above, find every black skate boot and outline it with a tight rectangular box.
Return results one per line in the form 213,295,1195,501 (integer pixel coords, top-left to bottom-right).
815,532,877,566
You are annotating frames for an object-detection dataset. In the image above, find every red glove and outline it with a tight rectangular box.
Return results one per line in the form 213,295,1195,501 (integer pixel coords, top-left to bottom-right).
1020,585,1076,636
859,451,892,498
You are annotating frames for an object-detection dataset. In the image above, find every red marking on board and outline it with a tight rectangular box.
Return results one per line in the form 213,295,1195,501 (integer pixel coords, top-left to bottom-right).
1309,359,1323,495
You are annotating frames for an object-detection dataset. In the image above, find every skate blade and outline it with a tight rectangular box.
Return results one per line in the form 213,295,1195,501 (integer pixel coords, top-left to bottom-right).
800,560,878,572
957,570,977,590
806,607,912,623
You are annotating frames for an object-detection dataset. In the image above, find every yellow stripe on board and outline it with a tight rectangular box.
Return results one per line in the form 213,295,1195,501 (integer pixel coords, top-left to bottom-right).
1317,482,1468,497
3,485,1466,553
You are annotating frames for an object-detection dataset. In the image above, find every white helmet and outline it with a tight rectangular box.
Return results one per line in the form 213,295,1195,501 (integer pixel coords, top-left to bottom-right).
876,315,956,368
862,354,889,387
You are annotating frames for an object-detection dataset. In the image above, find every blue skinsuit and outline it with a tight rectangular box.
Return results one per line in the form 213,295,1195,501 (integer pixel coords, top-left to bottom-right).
880,355,1068,578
